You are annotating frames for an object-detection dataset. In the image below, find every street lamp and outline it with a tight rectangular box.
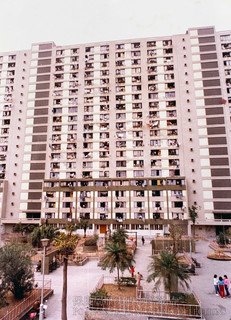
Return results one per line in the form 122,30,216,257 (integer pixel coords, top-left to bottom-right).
39,238,49,320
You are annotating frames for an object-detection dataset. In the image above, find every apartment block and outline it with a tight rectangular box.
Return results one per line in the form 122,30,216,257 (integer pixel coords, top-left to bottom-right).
0,26,231,236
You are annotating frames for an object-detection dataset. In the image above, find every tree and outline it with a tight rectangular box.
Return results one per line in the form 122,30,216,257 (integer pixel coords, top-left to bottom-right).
216,232,229,246
147,251,190,293
111,228,128,245
188,205,198,238
169,225,183,254
101,241,134,289
0,283,7,308
0,243,34,300
79,218,89,238
13,223,36,235
31,225,58,247
53,223,79,320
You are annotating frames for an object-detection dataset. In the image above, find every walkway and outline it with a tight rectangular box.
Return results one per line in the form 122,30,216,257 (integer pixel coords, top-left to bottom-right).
34,236,153,320
190,240,231,320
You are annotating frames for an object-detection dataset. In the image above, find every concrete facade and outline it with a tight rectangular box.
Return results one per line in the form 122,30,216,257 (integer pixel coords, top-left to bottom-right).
0,26,231,234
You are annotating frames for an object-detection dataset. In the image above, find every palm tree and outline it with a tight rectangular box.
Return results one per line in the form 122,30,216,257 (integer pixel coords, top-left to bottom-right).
147,251,190,293
31,225,58,247
111,227,128,245
101,241,134,289
53,224,79,320
188,205,198,238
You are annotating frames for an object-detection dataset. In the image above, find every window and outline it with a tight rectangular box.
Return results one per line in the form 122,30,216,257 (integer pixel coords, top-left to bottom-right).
100,161,109,168
131,51,141,57
85,46,94,53
101,70,109,76
116,171,126,177
132,42,140,49
134,170,144,177
163,40,172,46
133,160,144,167
133,150,143,157
132,94,142,100
116,151,126,157
116,141,126,148
115,52,125,58
147,41,156,47
101,62,109,68
116,60,125,67
116,69,125,75
116,161,126,167
100,45,109,52
100,53,109,59
132,67,141,74
116,44,125,50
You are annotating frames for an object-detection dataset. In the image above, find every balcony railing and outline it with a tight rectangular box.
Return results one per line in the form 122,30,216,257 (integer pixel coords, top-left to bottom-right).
0,280,53,320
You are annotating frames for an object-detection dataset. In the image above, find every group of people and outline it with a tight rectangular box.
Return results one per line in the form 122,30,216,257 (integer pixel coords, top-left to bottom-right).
213,274,230,298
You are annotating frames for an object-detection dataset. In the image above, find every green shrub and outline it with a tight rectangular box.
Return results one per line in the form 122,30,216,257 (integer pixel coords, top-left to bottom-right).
89,288,109,309
170,292,198,305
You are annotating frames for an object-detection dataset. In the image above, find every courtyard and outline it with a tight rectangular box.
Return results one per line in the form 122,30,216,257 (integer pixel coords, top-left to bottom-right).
33,237,231,320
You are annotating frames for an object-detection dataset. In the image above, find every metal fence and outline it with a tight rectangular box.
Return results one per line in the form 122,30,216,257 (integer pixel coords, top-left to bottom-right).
88,297,202,318
90,276,202,319
1,280,52,320
136,288,201,305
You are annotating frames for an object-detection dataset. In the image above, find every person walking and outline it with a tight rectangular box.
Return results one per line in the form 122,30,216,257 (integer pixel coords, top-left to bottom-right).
130,265,135,277
213,274,219,296
224,275,230,296
141,236,145,245
218,276,225,298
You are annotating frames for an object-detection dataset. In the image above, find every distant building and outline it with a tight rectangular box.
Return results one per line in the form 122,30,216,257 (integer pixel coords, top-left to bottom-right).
0,26,231,236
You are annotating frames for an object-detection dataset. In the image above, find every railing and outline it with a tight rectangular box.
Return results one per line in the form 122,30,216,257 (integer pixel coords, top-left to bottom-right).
93,275,105,291
0,280,52,320
91,276,202,318
136,288,171,301
88,297,202,318
136,288,201,305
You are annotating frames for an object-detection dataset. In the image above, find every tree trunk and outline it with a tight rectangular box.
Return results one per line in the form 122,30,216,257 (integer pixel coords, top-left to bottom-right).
62,256,68,320
192,223,195,238
116,265,120,290
84,228,86,238
170,274,178,292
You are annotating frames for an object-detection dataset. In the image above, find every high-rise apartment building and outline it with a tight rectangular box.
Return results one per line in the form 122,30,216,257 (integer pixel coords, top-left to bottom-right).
0,26,231,236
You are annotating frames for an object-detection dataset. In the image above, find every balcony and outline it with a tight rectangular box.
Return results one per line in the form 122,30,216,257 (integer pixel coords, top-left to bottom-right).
115,213,126,222
99,151,109,158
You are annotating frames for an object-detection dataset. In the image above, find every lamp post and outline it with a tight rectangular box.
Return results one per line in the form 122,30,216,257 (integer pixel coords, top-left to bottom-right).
39,238,49,320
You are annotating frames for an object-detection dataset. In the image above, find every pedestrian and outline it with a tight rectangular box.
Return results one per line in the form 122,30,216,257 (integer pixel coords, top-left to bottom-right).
130,265,135,277
224,275,230,296
218,276,225,298
136,271,143,287
29,312,37,319
36,260,41,272
213,274,219,296
141,236,145,245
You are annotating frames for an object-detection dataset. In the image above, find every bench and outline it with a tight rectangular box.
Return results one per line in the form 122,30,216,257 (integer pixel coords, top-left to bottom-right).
115,276,137,286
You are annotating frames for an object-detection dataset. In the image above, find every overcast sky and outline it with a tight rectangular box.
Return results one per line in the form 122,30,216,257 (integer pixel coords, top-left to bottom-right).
0,0,230,52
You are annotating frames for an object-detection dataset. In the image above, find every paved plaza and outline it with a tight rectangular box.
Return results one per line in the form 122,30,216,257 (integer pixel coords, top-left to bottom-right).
34,238,231,320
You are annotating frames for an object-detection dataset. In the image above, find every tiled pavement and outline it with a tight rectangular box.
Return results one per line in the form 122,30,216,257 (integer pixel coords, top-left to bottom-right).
35,237,231,320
